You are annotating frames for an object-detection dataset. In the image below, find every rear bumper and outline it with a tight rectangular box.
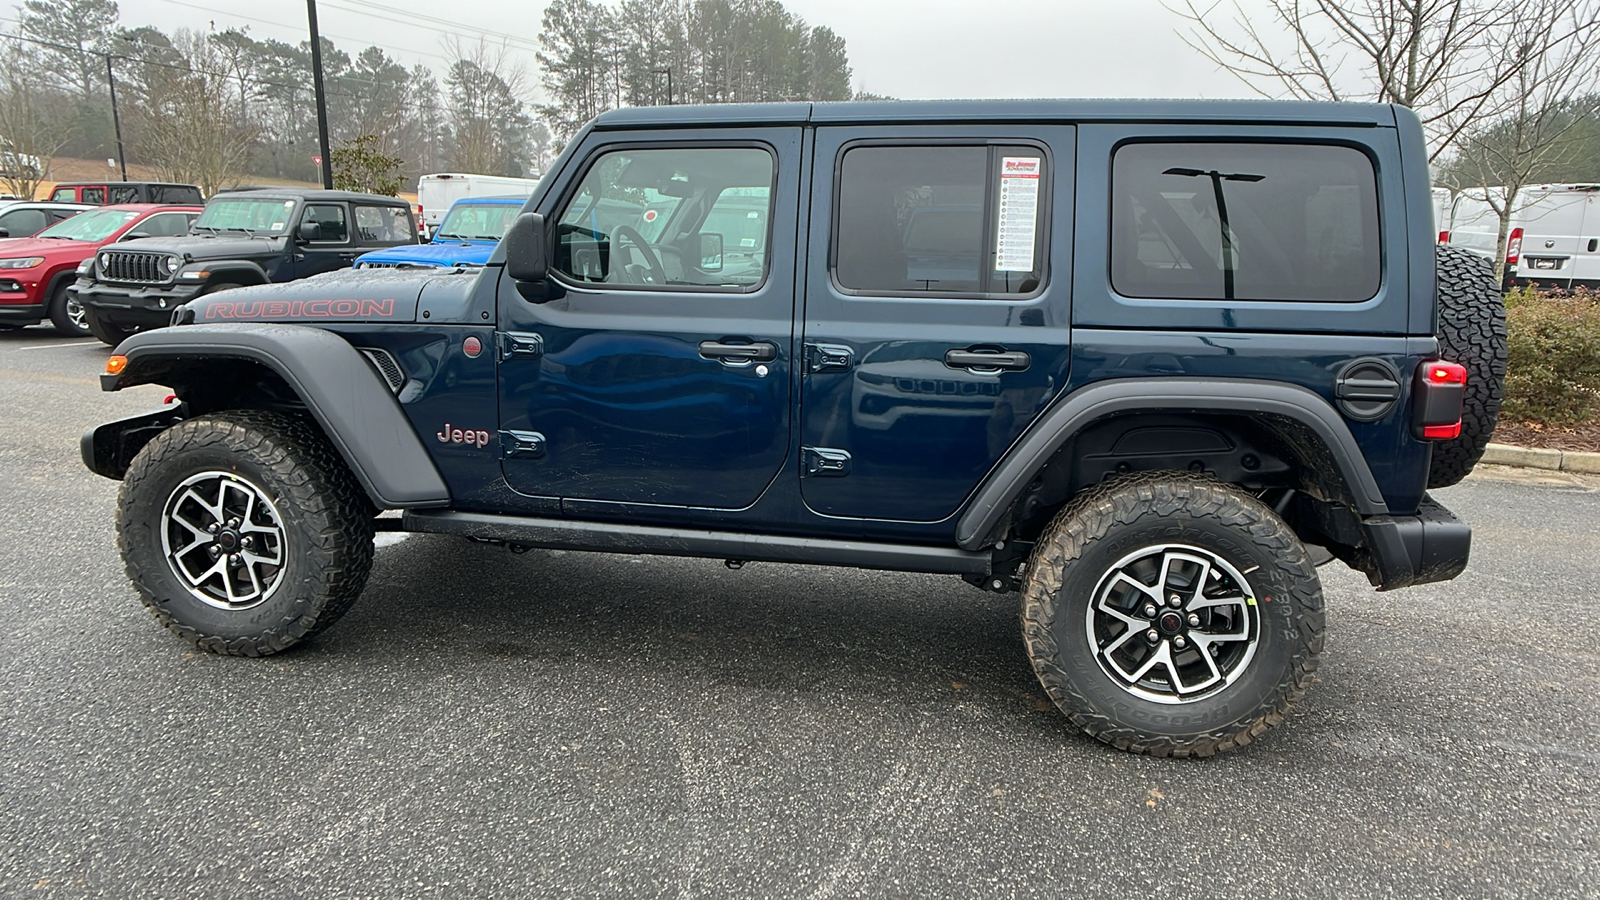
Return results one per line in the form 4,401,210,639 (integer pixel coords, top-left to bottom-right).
1360,494,1471,590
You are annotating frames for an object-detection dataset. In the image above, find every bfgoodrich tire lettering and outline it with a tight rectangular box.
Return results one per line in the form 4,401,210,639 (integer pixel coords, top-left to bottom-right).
117,410,375,656
1020,472,1324,757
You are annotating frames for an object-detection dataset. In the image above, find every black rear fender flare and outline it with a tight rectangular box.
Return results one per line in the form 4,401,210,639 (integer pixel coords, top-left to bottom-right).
955,378,1390,551
94,323,449,509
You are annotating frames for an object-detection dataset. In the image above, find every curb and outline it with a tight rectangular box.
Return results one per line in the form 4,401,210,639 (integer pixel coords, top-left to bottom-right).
1480,442,1600,474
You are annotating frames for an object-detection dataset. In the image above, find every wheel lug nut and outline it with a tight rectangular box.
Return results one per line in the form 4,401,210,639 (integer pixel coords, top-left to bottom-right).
1143,603,1158,618
207,524,219,534
1187,613,1200,627
208,546,220,558
1174,635,1188,649
229,554,242,566
1168,594,1183,608
1145,629,1160,644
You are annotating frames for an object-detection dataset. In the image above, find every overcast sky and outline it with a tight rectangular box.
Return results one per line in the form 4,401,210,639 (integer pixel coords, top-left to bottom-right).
93,0,1264,103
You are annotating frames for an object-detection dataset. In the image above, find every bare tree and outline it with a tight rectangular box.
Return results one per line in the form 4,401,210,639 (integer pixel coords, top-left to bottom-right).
444,39,537,176
125,30,257,195
1168,0,1594,161
0,47,74,198
1444,1,1600,279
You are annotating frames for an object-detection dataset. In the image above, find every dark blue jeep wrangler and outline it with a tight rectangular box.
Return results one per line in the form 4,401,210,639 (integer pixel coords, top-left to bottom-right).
83,100,1505,757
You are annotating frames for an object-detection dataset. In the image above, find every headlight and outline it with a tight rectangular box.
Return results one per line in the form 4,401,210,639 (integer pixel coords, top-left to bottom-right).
75,259,93,275
164,256,179,274
99,253,111,268
0,257,44,268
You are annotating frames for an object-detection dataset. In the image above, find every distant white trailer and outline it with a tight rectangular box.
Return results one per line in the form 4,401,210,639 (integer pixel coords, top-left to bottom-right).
1449,184,1600,290
416,173,539,237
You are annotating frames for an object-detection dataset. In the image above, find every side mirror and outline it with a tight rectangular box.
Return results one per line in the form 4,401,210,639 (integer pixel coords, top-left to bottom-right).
0,228,10,239
699,232,724,272
504,212,548,283
122,231,150,241
297,221,321,243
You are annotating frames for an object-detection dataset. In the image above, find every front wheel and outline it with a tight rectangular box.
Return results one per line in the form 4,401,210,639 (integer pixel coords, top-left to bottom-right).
1020,472,1324,757
48,282,90,336
83,306,135,346
117,410,375,656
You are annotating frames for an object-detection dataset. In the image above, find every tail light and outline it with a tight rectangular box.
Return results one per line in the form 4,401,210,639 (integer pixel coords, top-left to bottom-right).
1505,227,1523,268
1414,360,1467,440
1438,230,1449,243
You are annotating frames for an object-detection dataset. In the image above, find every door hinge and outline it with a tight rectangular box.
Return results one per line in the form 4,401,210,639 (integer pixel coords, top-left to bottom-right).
805,342,854,373
497,331,544,361
801,446,852,477
500,430,547,459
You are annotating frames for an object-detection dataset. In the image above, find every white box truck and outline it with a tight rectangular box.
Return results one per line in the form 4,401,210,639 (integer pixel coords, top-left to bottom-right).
416,173,540,238
1449,184,1600,290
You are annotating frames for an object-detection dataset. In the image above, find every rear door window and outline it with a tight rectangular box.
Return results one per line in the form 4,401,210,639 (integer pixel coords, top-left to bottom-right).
109,186,140,204
353,205,413,245
833,144,1047,297
81,187,105,204
1111,142,1380,302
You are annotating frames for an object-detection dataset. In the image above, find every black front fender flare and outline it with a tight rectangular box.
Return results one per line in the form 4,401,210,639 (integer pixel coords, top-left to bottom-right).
955,377,1389,551
98,323,449,509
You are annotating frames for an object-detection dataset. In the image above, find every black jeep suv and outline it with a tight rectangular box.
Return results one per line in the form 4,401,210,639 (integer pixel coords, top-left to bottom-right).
82,100,1506,757
75,188,416,344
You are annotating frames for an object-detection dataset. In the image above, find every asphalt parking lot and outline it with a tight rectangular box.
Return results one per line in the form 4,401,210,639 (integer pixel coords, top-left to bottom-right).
2,324,1596,899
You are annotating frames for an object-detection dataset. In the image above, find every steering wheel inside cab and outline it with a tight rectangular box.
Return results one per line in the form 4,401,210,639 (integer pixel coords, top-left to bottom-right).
610,224,668,285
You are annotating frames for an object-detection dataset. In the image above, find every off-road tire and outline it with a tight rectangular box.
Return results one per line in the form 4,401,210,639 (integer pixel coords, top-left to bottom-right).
47,281,89,336
83,307,134,346
117,410,375,656
1430,245,1507,488
1019,472,1324,758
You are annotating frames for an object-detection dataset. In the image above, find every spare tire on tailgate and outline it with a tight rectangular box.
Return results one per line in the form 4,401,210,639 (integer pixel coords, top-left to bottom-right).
1429,245,1507,488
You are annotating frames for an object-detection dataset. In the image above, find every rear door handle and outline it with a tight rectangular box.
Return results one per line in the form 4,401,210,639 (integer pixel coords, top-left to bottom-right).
944,349,1031,372
699,340,777,363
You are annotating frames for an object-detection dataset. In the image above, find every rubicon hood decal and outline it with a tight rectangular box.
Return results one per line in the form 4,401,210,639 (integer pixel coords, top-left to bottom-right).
184,268,449,322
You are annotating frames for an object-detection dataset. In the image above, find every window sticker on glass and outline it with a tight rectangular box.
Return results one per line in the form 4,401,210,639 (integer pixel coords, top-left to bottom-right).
996,156,1041,272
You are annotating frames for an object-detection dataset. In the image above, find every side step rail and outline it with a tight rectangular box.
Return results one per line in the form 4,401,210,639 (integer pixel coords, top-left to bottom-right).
402,510,994,577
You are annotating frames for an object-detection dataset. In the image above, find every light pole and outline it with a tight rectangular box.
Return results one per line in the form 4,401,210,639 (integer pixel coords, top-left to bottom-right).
653,67,673,106
104,54,127,181
306,0,334,189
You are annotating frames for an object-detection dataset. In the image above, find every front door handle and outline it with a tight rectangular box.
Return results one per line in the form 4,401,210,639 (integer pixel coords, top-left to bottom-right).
699,340,777,363
944,349,1031,372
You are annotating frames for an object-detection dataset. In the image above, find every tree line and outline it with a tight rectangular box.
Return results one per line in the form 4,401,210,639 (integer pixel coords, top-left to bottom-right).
0,0,860,196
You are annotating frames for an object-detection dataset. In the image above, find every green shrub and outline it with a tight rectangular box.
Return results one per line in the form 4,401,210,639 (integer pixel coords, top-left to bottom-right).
1502,286,1600,427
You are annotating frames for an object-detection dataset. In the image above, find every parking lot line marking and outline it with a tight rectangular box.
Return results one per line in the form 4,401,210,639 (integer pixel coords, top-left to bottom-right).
0,367,98,386
15,341,103,351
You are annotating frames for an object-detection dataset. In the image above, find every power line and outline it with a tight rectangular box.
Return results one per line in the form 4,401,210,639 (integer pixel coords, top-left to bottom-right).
151,0,457,63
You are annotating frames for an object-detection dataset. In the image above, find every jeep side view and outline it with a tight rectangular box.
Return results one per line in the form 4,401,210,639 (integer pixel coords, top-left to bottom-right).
75,188,417,345
83,100,1506,757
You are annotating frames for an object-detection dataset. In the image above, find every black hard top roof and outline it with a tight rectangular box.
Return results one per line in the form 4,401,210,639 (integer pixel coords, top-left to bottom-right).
593,99,1399,130
211,186,409,205
52,181,200,188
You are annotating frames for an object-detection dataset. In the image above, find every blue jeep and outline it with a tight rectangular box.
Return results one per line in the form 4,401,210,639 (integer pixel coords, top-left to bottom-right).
82,100,1506,757
351,195,528,270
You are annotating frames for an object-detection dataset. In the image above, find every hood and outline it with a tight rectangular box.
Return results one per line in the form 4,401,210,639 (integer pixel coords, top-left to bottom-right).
182,266,473,325
117,232,286,260
355,240,496,268
0,236,93,260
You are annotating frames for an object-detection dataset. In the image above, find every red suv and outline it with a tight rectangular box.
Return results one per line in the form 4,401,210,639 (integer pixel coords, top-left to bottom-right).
0,203,200,336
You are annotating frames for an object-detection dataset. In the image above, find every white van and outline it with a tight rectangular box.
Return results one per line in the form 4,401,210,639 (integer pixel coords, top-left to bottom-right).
1431,186,1453,243
416,173,540,238
1449,184,1600,289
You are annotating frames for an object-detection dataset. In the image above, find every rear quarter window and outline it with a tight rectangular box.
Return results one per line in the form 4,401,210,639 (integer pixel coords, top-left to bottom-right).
1111,142,1381,302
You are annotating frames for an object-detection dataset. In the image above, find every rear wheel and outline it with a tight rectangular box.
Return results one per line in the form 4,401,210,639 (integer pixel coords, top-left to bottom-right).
1020,472,1324,757
117,410,375,656
47,281,90,336
1430,245,1507,488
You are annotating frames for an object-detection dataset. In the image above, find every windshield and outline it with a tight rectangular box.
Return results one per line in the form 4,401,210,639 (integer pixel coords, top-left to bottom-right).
435,203,521,241
194,197,297,234
37,208,140,242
